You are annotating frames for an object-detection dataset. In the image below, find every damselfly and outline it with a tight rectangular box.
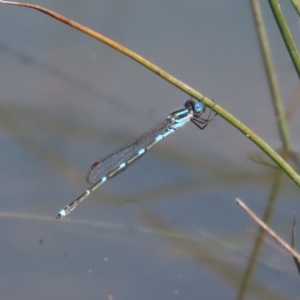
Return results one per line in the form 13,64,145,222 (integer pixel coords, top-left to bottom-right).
56,98,215,219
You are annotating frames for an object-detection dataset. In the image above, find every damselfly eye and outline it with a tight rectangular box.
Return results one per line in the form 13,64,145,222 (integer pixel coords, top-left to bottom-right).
193,101,203,112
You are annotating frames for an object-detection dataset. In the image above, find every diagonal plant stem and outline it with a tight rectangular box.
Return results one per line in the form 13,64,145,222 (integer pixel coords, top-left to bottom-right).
290,0,300,19
251,0,291,152
268,0,300,78
1,1,300,189
236,198,300,262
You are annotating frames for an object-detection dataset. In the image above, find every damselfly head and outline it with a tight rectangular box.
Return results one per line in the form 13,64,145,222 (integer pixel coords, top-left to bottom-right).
183,98,205,113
